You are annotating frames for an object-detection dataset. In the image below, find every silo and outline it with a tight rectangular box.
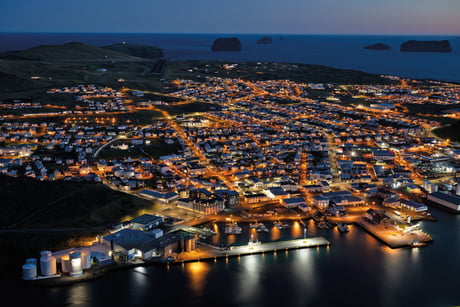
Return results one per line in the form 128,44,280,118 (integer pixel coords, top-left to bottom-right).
26,258,37,265
69,252,83,277
81,251,92,270
40,251,52,258
22,263,37,280
61,255,70,273
185,237,196,252
40,255,57,276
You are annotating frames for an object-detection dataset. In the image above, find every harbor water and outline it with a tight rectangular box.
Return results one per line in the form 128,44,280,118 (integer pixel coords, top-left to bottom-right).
2,206,459,307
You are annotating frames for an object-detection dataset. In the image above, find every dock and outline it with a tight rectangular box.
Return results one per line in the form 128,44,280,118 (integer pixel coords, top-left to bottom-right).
355,219,432,248
175,237,331,263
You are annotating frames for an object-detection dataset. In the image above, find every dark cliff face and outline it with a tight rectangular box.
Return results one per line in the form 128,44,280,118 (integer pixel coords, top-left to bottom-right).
211,38,242,51
400,40,452,52
257,36,273,44
364,43,390,50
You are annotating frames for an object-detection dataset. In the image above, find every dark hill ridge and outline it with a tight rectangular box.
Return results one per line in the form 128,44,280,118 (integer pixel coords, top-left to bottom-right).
0,42,142,61
211,37,242,51
102,43,163,58
364,43,390,50
400,40,452,53
257,36,273,44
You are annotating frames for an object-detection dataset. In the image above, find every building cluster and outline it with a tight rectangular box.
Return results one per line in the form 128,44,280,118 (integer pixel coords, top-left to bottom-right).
22,213,199,280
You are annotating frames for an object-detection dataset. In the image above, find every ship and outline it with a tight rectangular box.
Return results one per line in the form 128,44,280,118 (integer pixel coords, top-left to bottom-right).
225,222,242,235
409,239,427,248
274,221,289,230
337,223,349,233
256,223,269,232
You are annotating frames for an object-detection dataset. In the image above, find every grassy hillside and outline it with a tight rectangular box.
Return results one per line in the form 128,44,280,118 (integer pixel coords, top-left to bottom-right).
103,43,163,58
432,120,460,142
0,174,158,278
0,174,155,228
0,42,164,94
164,60,397,85
0,42,141,62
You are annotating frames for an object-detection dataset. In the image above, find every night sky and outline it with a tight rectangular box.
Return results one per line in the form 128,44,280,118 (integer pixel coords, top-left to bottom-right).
1,0,459,34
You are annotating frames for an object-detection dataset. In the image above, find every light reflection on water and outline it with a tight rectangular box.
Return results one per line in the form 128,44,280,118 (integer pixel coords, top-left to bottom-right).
270,226,281,241
66,283,90,306
236,255,263,302
290,249,317,306
12,210,460,307
185,261,211,296
291,221,302,238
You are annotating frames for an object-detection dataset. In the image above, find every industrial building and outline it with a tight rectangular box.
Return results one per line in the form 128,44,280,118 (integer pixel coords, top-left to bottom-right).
102,228,196,261
427,192,460,212
129,214,162,231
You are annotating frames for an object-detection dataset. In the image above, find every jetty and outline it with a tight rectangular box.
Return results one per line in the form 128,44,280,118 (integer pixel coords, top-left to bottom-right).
176,237,330,263
355,219,432,248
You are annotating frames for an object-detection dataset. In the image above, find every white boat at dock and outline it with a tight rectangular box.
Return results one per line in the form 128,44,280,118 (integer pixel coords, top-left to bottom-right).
255,223,269,232
274,221,289,230
225,222,242,235
337,223,349,233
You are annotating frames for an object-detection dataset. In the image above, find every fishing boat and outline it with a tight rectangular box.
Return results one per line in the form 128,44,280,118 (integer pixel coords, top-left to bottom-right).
256,223,269,232
337,223,349,233
274,221,289,230
410,239,427,248
225,222,242,235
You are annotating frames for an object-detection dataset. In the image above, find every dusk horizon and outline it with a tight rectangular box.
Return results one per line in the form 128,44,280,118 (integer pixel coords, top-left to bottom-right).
1,1,460,307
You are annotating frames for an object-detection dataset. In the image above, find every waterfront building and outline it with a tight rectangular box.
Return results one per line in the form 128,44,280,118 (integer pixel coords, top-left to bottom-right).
427,192,460,212
130,214,163,231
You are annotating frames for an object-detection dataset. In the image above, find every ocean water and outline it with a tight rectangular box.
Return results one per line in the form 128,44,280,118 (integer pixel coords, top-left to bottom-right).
0,33,459,82
2,206,460,307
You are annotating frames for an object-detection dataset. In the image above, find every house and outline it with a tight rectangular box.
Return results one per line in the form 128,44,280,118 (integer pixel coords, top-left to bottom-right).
303,184,323,193
366,209,390,226
383,198,401,208
139,189,179,203
129,214,162,231
244,192,269,203
214,189,240,207
264,187,289,200
312,195,329,209
373,149,395,161
283,197,306,209
401,200,427,212
327,205,345,216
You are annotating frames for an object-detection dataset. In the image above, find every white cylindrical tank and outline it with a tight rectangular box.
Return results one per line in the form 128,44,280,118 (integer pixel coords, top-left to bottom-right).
81,251,91,270
22,263,37,280
61,255,70,273
69,252,83,277
26,258,37,265
40,255,57,276
40,251,52,258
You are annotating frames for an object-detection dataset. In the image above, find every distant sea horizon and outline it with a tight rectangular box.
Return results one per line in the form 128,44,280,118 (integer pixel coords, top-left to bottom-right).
0,32,459,83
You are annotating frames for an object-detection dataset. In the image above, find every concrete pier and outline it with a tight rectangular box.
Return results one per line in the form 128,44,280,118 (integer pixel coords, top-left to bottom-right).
356,219,432,248
175,237,331,263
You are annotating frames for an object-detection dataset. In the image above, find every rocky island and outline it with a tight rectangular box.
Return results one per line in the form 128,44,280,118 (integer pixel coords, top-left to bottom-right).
364,43,390,50
211,37,242,51
400,40,452,53
257,36,273,44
